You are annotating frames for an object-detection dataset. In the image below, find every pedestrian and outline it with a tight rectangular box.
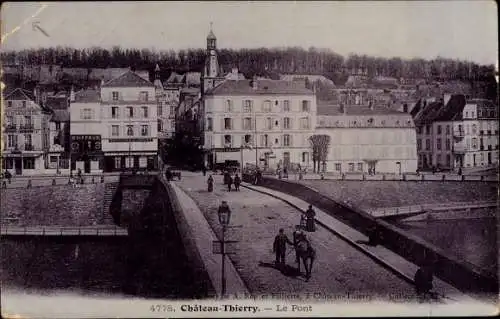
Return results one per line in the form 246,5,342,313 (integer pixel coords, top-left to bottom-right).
292,225,302,265
207,175,214,192
458,167,462,176
202,165,207,176
218,200,231,219
223,170,230,185
283,167,288,179
227,174,233,192
305,205,316,232
273,228,293,267
4,170,12,184
414,263,435,302
234,174,241,191
165,168,173,181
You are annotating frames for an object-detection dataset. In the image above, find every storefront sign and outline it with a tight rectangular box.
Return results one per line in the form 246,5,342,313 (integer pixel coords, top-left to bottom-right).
71,135,102,153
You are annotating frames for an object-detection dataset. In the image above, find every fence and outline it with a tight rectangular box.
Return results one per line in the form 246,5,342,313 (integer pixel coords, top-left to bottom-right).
0,226,128,237
270,172,498,182
370,201,498,217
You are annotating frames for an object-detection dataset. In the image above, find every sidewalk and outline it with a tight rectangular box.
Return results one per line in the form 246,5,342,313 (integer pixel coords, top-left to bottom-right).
243,182,494,305
174,172,421,301
1,175,120,189
168,181,249,298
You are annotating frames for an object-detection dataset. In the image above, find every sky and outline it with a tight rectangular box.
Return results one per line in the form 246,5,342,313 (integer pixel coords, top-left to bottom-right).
0,1,498,65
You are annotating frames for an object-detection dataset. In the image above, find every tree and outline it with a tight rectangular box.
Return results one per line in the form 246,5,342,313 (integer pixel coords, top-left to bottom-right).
309,134,331,173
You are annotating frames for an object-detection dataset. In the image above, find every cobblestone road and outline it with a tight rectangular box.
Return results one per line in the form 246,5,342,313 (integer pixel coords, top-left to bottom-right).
176,172,417,301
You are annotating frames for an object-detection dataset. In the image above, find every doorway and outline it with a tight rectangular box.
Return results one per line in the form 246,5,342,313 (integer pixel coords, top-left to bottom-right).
84,160,91,173
15,159,22,175
396,161,401,174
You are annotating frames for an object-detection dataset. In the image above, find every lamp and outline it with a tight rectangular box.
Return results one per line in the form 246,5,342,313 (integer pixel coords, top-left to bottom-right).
218,201,231,226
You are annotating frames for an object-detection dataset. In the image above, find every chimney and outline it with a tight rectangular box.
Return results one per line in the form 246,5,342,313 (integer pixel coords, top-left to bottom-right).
70,86,75,102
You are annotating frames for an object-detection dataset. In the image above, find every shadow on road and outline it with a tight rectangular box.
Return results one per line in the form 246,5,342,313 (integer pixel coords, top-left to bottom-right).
258,261,303,279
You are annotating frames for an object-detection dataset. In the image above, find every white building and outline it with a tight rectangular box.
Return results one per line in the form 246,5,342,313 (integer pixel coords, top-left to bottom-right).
154,64,175,141
69,88,103,173
100,71,159,171
202,78,317,170
2,88,52,175
316,103,418,174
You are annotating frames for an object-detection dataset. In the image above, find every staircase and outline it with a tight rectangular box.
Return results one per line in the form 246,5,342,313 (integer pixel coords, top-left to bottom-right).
102,182,118,224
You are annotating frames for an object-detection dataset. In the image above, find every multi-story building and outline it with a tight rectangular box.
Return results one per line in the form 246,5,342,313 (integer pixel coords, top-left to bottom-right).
415,94,499,171
154,64,175,142
69,87,104,173
202,78,317,170
100,70,158,171
452,99,498,170
2,88,52,175
201,26,226,94
316,102,417,174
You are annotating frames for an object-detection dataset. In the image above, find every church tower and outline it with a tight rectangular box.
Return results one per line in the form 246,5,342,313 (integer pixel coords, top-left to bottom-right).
202,23,224,93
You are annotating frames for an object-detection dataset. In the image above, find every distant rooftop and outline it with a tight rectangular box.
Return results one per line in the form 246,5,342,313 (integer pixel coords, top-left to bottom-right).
101,70,154,88
206,79,314,96
317,102,406,116
74,88,100,103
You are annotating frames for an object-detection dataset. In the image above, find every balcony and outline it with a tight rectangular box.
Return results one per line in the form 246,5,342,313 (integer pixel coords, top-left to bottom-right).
19,124,35,132
4,124,17,132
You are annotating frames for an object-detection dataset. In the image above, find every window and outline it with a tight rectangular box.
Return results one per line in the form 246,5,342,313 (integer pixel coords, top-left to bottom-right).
446,125,450,135
335,163,341,171
266,117,273,130
425,139,430,150
275,138,279,145
141,125,149,136
7,135,17,148
446,154,451,166
24,116,32,126
50,156,58,163
55,122,61,130
207,118,213,131
243,117,252,130
437,154,441,164
302,100,310,112
4,158,13,169
24,134,32,146
283,100,290,112
417,139,422,150
465,111,469,118
437,138,442,150
283,117,291,129
243,100,253,112
357,163,363,171
471,112,475,118
23,158,35,169
437,125,442,135
111,107,119,118
114,157,121,169
275,120,279,127
446,139,451,150
262,134,269,147
225,99,233,112
300,117,310,129
224,135,232,146
244,134,253,144
263,100,272,112
139,91,149,102
283,134,291,146
139,157,147,168
348,163,355,172
158,102,163,116
472,124,477,135
157,120,162,132
416,126,422,134
22,101,27,108
224,118,232,130
112,91,119,101
6,116,13,125
426,125,431,134
112,125,120,136
125,156,134,168
142,106,148,118
127,125,134,136
81,108,92,120
127,107,134,118
7,101,12,107
472,138,478,148
302,152,308,163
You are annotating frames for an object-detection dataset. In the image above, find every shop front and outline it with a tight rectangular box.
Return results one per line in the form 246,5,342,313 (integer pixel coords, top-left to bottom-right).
103,151,159,172
70,135,104,174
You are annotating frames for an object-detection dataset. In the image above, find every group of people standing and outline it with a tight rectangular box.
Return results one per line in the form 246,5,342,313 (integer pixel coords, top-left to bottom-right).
223,171,241,192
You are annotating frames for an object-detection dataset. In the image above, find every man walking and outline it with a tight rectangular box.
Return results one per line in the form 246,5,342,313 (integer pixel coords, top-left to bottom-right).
227,174,233,192
273,228,293,267
233,174,241,191
305,205,316,232
292,225,303,265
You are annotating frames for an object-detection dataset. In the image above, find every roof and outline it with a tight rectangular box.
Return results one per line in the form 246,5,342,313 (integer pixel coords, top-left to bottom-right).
4,88,36,101
101,70,154,88
433,94,466,121
280,74,335,86
414,101,444,124
51,109,70,122
45,96,69,110
166,72,185,84
206,79,314,96
74,88,100,102
207,30,216,40
185,72,201,86
317,103,406,116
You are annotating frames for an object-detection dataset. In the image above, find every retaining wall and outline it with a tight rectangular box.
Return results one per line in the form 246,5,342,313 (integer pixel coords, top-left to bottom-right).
242,173,498,294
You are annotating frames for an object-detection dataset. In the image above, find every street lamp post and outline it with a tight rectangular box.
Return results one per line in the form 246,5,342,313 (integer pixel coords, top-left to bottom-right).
217,201,231,298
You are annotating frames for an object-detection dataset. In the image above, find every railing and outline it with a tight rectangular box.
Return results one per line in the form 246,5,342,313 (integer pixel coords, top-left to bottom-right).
4,125,17,132
454,144,467,153
19,124,35,132
24,144,35,151
0,225,128,237
369,200,498,217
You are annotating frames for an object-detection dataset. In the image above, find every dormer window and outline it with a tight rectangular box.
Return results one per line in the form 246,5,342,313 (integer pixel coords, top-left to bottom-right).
22,101,27,108
7,101,12,107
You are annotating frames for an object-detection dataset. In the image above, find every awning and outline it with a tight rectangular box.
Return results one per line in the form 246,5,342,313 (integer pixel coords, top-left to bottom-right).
103,151,157,156
3,153,43,158
216,150,240,162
